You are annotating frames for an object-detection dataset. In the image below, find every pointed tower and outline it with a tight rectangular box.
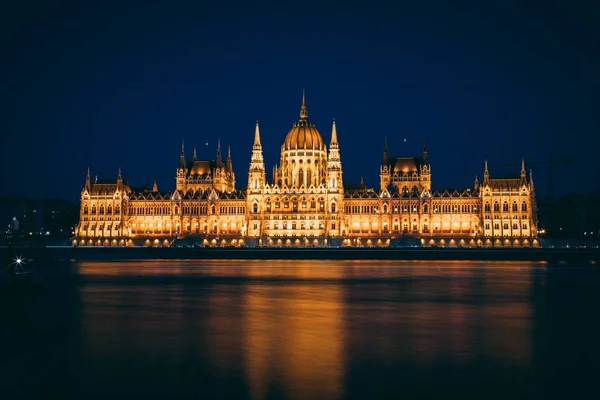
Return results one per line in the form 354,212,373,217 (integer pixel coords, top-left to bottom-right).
248,121,266,191
227,146,233,172
380,137,391,191
153,179,158,193
225,145,235,191
216,139,223,167
247,121,266,239
474,175,479,191
383,137,389,164
327,118,343,191
176,141,188,191
300,89,308,120
85,167,91,192
326,118,344,238
117,167,123,190
529,168,538,236
483,160,490,187
193,145,197,161
520,159,527,187
179,141,186,169
420,138,431,191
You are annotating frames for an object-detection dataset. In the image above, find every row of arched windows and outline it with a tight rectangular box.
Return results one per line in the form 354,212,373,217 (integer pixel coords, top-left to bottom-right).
254,201,336,213
84,204,120,215
264,197,328,211
484,201,528,213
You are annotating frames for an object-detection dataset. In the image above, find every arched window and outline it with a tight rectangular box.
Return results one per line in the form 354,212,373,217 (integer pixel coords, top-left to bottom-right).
512,202,518,212
84,205,89,214
302,199,307,208
503,202,509,212
115,205,120,214
423,204,428,213
174,206,179,215
99,205,105,215
107,205,112,214
522,202,528,212
92,205,97,214
383,204,388,213
331,202,336,213
485,202,490,212
212,205,216,214
266,199,271,211
253,203,258,213
493,202,499,212
310,199,316,208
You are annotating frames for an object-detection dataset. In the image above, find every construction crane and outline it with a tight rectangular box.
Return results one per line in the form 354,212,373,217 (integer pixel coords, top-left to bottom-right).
490,152,572,203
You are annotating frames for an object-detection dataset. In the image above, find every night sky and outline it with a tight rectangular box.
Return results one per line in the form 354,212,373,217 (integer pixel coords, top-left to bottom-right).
2,1,598,203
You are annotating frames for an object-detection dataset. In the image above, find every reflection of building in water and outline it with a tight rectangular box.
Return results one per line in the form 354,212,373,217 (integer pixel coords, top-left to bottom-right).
243,273,344,400
344,263,533,366
74,91,538,248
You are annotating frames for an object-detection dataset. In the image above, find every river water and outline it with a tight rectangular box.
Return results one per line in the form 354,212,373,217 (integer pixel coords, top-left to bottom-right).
1,259,599,399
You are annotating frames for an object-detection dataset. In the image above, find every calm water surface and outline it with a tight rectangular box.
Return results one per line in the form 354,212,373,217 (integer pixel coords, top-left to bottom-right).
2,259,600,399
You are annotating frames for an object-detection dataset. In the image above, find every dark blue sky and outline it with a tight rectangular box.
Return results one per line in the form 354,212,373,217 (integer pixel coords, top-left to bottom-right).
1,0,598,202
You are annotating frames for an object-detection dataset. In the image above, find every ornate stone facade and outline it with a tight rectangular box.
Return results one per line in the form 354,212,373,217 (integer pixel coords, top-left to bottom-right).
74,92,538,247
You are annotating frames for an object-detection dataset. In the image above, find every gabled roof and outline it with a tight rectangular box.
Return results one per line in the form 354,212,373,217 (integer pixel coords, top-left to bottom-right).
386,156,425,173
90,182,132,195
487,178,523,190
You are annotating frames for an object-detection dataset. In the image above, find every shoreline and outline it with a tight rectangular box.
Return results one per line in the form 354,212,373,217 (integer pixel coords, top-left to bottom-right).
1,246,599,263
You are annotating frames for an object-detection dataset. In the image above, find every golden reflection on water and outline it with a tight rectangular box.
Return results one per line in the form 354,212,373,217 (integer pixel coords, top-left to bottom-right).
76,259,541,397
243,282,344,400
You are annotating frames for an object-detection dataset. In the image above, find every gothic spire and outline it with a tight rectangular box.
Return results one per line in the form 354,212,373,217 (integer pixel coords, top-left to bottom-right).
227,145,233,171
193,144,197,161
383,137,389,164
483,160,490,185
216,139,222,166
85,167,91,190
179,140,186,169
300,89,308,120
330,118,338,146
254,120,261,146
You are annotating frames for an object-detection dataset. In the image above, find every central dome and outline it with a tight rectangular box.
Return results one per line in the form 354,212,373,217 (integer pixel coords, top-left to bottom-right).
282,91,325,151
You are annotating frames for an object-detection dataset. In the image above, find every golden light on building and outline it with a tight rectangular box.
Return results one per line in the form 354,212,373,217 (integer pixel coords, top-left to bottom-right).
75,92,538,247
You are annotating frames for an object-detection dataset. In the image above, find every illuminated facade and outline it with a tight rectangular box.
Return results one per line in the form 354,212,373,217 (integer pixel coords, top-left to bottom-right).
74,92,538,247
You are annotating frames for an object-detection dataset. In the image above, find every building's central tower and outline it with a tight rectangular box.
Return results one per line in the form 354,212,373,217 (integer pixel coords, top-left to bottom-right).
273,90,328,188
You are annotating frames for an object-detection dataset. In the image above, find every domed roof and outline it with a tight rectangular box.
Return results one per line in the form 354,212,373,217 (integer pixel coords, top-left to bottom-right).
283,120,324,150
282,91,325,151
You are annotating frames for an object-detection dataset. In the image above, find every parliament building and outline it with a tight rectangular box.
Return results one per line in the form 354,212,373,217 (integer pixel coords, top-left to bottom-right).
74,92,539,247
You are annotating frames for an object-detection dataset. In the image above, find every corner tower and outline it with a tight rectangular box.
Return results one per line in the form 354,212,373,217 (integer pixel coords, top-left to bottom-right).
248,121,266,191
